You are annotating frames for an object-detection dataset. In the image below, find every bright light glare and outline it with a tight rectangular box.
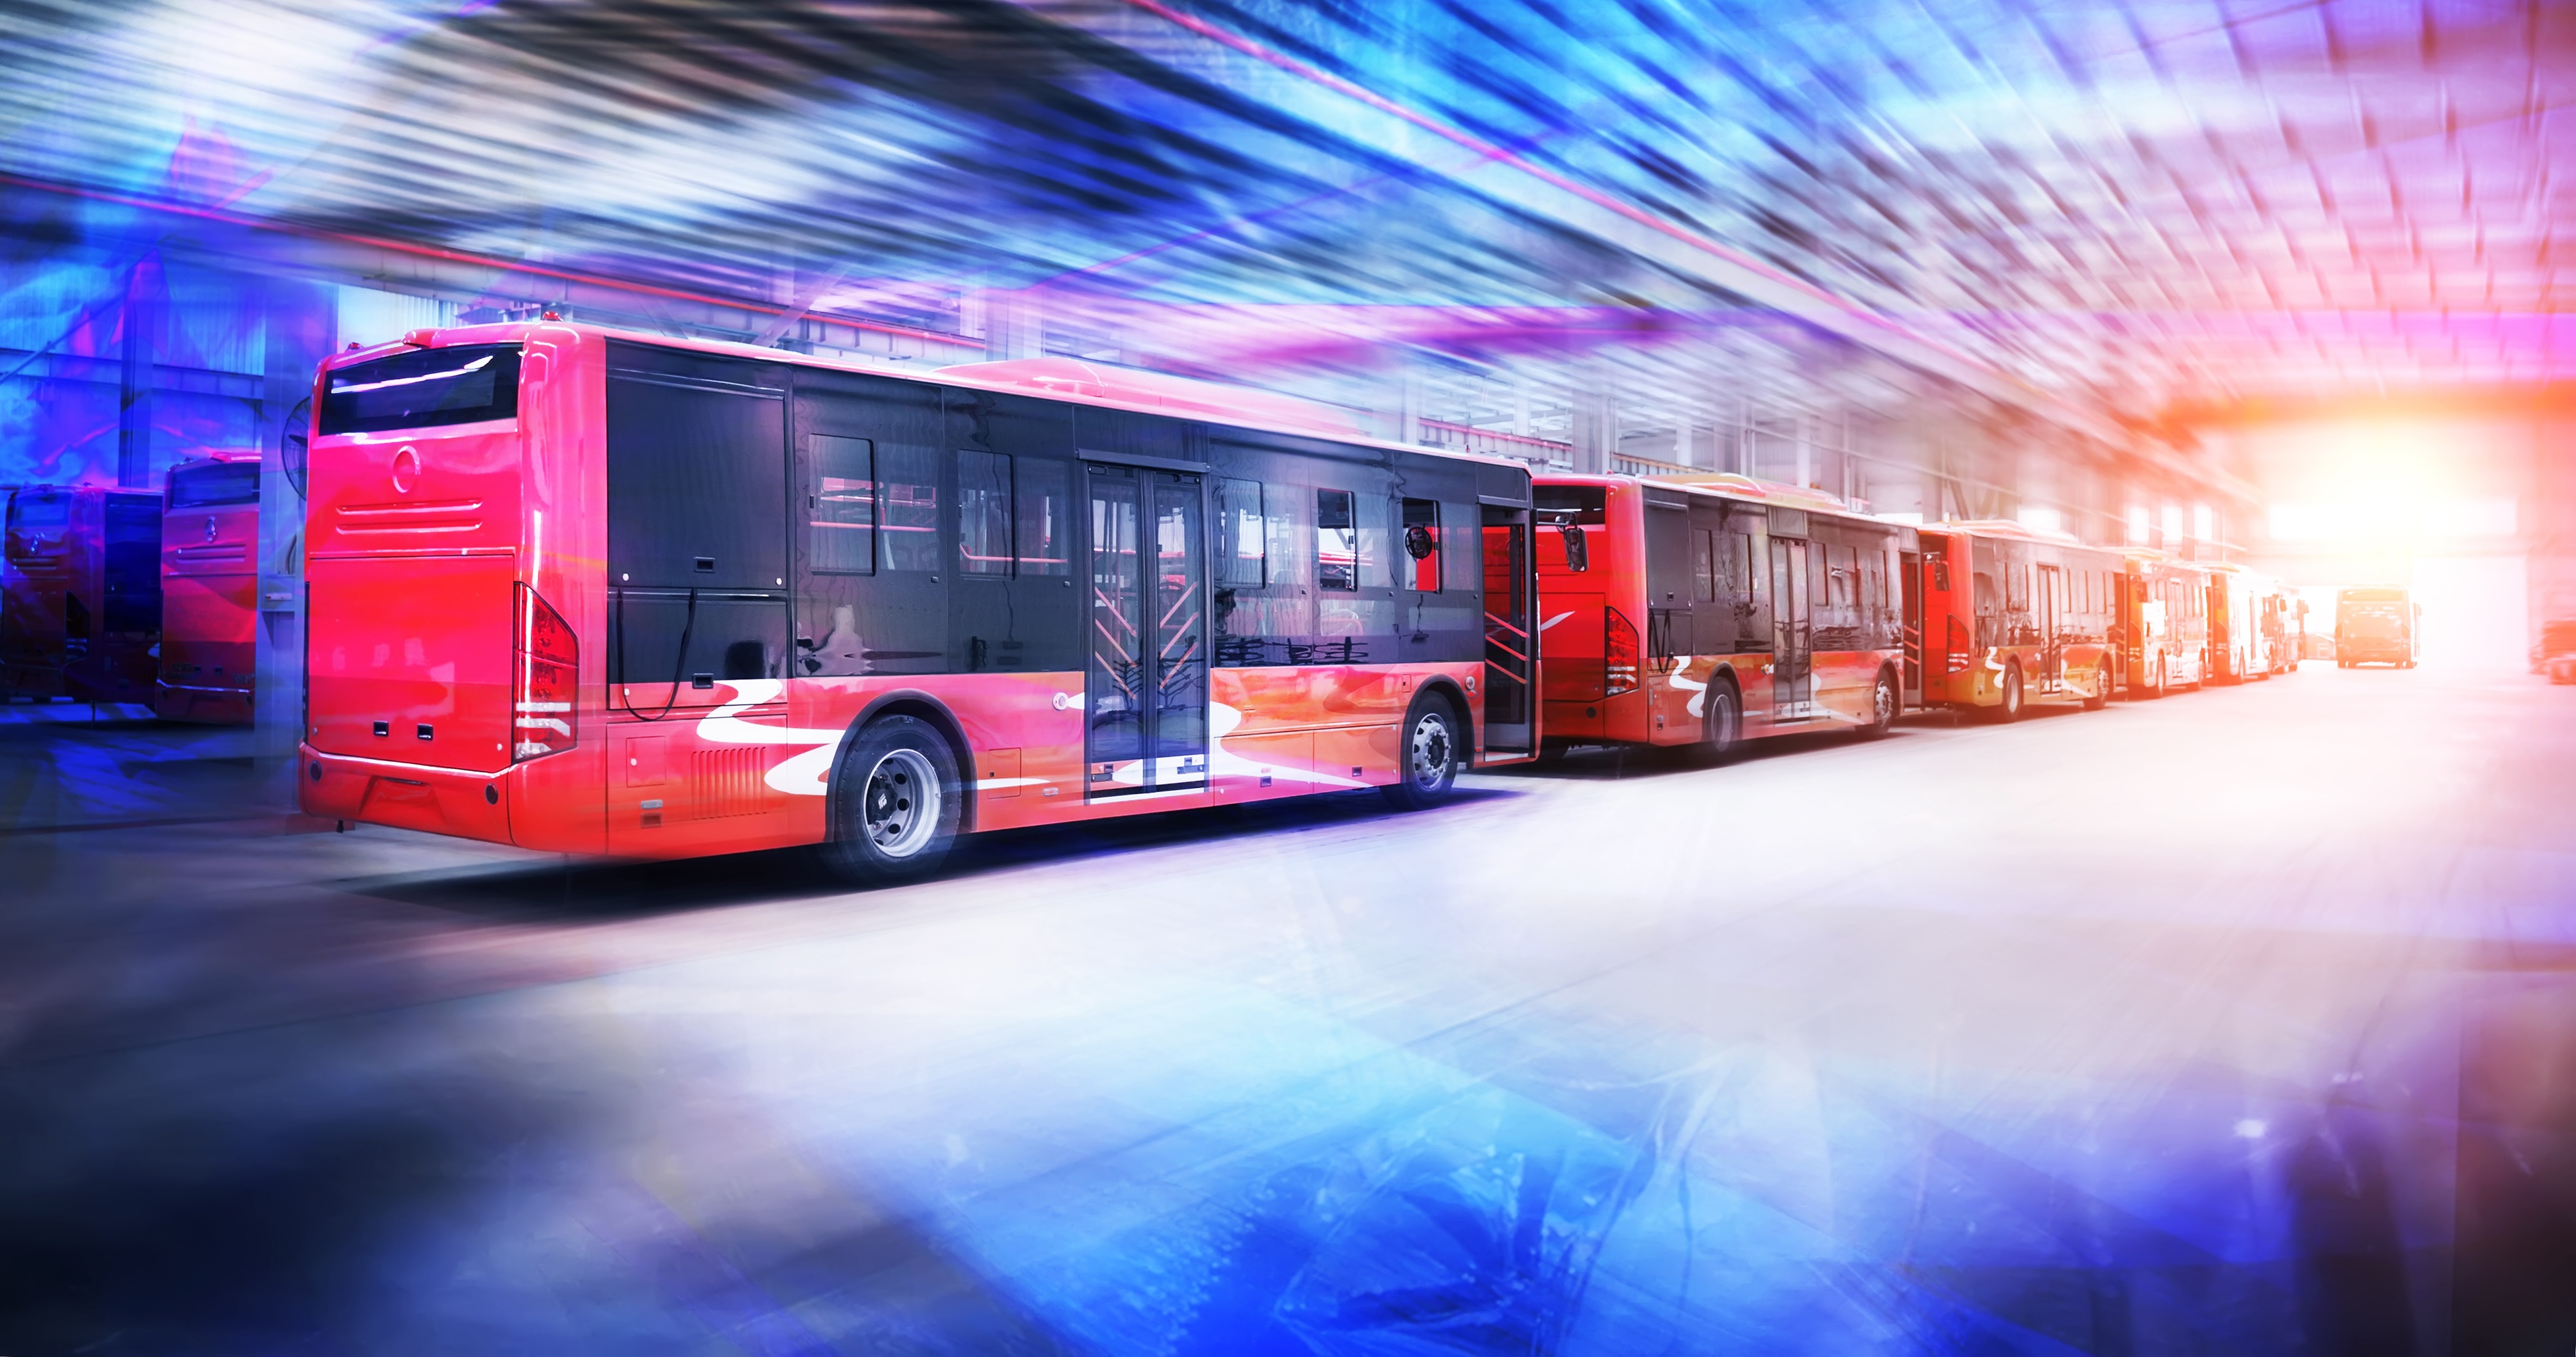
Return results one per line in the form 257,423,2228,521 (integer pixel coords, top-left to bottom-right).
2267,497,2517,544
2193,504,2214,542
2016,505,2061,535
2126,505,2149,544
2162,504,2183,544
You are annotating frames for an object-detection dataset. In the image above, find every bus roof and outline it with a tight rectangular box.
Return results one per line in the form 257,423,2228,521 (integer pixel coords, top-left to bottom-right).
1936,517,2088,547
321,322,1529,478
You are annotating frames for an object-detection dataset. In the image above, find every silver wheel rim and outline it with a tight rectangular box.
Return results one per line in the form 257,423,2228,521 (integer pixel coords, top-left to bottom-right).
1875,678,1894,726
1409,712,1453,790
1713,694,1735,750
862,748,940,859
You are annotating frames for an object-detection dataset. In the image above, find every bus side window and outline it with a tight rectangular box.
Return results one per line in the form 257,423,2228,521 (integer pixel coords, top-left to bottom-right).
1218,478,1265,587
1695,530,1717,603
807,434,875,574
1316,489,1357,591
1015,458,1072,576
1974,571,2000,650
878,442,943,575
957,450,1011,576
1400,497,1440,593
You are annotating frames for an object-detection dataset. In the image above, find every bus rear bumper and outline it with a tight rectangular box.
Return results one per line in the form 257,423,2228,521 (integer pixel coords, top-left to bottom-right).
298,744,515,846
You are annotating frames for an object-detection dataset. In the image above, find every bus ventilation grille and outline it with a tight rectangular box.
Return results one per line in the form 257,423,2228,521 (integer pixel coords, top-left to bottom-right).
690,747,766,819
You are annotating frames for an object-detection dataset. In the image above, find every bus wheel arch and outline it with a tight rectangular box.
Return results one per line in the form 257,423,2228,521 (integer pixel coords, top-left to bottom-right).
824,689,974,850
1382,688,1466,811
1697,669,1744,763
1861,664,1899,738
1988,660,2025,722
1415,677,1475,757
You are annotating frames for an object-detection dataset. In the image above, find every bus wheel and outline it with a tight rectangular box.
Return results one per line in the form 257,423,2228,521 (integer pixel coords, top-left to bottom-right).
1693,680,1743,764
1380,693,1462,811
1861,669,1897,739
2081,664,2109,711
1989,663,2025,722
819,715,963,885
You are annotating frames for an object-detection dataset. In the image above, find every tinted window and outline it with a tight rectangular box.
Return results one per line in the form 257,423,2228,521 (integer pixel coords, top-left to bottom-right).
1535,484,1606,525
958,449,1012,576
8,491,68,531
1218,478,1265,587
1317,489,1356,591
879,442,942,573
169,462,260,508
1401,498,1440,593
808,434,874,573
320,344,521,434
1016,458,1073,577
607,370,787,590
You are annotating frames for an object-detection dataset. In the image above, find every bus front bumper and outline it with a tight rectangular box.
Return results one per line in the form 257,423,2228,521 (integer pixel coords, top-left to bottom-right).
298,744,515,846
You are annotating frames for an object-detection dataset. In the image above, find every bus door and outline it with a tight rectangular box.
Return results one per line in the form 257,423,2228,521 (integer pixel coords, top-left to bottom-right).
1480,505,1533,755
1899,546,1924,706
2038,564,2064,691
1770,536,1813,718
1084,463,1207,797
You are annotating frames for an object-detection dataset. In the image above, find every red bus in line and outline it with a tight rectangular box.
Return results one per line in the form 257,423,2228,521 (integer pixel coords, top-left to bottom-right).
1914,520,2122,720
296,327,1538,880
155,453,263,723
2116,548,2209,698
2,484,162,705
1531,473,1906,760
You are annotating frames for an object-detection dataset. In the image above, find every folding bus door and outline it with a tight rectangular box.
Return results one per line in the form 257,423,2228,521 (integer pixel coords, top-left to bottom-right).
2038,564,2065,693
1084,463,1207,798
1480,504,1533,755
1770,536,1813,719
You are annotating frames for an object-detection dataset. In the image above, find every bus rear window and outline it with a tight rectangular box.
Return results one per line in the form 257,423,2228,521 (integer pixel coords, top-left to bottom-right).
7,491,68,531
320,344,522,434
1535,485,1606,525
169,462,261,507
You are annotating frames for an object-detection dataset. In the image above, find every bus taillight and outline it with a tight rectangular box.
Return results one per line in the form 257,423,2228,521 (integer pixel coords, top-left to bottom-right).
1604,606,1640,696
1945,617,1972,674
514,583,577,761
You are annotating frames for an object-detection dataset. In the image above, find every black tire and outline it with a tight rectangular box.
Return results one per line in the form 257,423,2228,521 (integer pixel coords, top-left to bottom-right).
1989,662,2025,723
1860,668,1898,738
1692,678,1743,764
816,714,964,885
1380,692,1464,811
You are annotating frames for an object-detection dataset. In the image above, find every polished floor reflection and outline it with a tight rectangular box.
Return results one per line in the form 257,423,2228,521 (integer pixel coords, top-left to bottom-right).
3,668,2572,1354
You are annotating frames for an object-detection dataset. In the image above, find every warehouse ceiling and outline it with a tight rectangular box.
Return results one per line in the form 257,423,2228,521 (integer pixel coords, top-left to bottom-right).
0,0,2566,429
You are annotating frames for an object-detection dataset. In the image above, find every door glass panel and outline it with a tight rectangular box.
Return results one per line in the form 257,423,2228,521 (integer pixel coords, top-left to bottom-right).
1086,468,1143,792
1150,474,1208,788
1772,538,1813,715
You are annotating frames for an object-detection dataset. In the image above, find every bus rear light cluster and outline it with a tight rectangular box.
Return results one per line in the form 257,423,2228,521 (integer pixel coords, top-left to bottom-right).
1604,606,1640,696
513,582,577,762
1945,618,1973,674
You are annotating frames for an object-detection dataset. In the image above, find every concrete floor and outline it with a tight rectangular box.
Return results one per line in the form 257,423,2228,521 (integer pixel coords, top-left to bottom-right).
3,667,2572,1355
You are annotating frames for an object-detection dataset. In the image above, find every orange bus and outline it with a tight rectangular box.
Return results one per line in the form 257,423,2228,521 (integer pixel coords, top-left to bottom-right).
2117,548,2209,697
1915,520,2122,720
154,453,263,722
296,326,1537,881
1532,473,1905,760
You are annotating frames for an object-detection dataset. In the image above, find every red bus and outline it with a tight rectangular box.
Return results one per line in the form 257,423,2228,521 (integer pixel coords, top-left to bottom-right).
2,484,162,705
2116,548,2209,697
1531,473,1905,760
155,453,263,722
1914,520,2121,720
2335,586,2418,668
296,327,1538,880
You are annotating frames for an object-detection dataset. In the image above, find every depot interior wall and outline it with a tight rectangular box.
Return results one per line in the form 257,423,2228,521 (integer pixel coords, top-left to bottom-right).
2224,411,2559,667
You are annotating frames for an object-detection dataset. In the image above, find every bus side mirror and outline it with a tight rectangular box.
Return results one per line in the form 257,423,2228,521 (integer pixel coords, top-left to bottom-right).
1559,523,1588,573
